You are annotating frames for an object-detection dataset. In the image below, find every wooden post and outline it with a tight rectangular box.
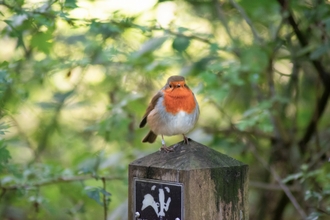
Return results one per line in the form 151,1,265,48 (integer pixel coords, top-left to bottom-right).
128,140,249,220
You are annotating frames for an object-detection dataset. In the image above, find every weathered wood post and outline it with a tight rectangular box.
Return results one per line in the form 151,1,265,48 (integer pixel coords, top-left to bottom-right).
129,140,249,220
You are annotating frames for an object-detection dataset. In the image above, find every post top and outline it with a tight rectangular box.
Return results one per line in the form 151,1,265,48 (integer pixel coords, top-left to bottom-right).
130,139,246,170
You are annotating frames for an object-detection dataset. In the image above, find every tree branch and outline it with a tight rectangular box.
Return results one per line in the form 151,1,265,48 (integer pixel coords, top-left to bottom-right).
102,177,108,220
0,175,122,191
250,181,300,192
213,0,235,43
203,126,275,140
298,88,330,151
284,8,330,87
155,26,213,45
229,0,262,43
276,0,330,153
266,59,290,144
110,19,214,45
246,137,307,219
212,121,306,218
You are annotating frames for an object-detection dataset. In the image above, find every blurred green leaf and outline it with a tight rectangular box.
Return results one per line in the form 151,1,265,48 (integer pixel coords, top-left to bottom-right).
89,21,122,39
85,186,111,206
282,172,303,183
85,186,102,205
306,211,324,220
35,102,58,110
30,30,53,54
240,45,269,73
310,44,330,60
64,0,77,9
305,190,322,202
132,36,168,58
172,36,190,53
0,122,10,135
0,142,11,173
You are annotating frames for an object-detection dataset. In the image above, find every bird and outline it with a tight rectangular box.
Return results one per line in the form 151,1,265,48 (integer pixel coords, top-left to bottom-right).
139,75,199,152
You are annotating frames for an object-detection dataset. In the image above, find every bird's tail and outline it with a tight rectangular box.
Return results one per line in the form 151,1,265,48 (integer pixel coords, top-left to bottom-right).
142,130,157,143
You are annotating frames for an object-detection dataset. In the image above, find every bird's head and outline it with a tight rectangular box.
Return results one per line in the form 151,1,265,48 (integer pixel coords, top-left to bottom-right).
165,75,189,92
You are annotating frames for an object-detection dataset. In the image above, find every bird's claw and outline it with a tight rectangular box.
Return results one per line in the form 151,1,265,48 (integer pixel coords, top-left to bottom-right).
160,145,174,153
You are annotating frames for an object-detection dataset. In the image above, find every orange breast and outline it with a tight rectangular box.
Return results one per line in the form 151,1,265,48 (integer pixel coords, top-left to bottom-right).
163,88,196,114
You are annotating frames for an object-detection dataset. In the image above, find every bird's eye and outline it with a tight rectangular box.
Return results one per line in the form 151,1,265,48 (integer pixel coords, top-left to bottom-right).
169,84,172,88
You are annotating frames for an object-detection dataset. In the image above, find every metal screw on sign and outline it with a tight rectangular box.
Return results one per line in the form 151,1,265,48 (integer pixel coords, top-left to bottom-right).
135,212,140,218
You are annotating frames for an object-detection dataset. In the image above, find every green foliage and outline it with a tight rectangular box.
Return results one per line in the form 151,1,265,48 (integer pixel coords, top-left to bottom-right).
85,186,111,206
64,0,77,9
0,142,11,173
172,36,190,53
0,0,330,219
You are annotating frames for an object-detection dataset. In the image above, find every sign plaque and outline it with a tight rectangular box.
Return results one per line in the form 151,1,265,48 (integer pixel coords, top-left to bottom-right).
133,178,183,220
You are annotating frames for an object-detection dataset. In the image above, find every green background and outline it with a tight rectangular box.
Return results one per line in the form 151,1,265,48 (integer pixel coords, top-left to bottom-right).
0,0,330,219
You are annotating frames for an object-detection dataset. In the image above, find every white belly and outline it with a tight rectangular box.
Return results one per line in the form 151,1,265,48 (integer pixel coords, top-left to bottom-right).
147,97,199,136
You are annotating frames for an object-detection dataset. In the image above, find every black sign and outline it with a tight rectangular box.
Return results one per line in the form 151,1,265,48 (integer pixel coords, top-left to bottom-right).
134,178,183,220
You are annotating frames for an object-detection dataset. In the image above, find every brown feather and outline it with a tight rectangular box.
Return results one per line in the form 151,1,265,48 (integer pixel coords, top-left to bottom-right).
142,130,157,143
167,75,185,83
139,91,163,128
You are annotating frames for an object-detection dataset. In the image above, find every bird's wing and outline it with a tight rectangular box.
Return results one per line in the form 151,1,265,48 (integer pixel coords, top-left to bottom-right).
139,91,163,128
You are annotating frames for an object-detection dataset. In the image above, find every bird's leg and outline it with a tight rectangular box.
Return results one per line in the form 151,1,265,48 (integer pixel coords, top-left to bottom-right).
161,136,166,147
183,134,189,144
160,135,173,152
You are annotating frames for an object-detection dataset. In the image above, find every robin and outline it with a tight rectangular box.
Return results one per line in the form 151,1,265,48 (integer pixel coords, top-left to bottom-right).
139,75,199,152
